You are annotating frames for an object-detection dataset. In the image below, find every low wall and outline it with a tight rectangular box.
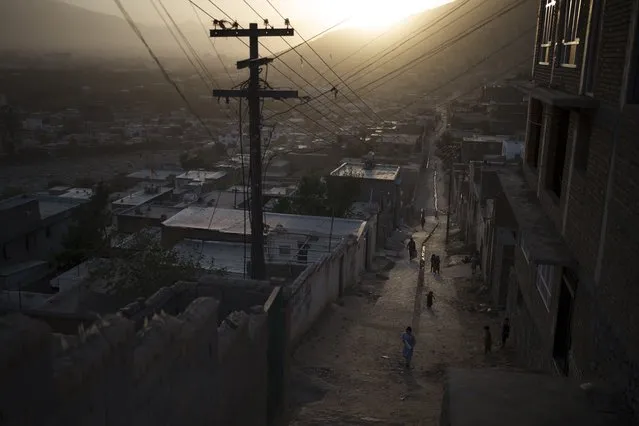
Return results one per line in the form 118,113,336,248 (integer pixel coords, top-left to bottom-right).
286,234,364,345
0,283,271,426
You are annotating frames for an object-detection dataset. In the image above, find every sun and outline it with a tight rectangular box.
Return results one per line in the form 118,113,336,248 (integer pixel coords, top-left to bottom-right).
303,0,454,30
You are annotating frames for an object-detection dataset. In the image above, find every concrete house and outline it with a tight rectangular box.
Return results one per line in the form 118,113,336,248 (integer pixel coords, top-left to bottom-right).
489,0,639,418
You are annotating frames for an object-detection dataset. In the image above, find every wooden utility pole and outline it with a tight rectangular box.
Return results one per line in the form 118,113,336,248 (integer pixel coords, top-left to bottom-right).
211,23,298,279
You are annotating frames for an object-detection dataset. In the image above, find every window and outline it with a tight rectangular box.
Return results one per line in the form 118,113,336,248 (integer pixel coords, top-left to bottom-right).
560,0,583,66
278,245,291,256
547,108,570,198
540,0,558,64
526,99,543,168
536,264,555,310
582,0,604,94
573,112,592,171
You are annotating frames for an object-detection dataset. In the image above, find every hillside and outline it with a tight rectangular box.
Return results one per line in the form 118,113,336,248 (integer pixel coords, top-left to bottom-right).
273,0,537,100
0,0,246,59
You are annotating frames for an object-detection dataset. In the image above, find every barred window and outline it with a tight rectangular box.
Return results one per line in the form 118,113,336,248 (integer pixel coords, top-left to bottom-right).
561,0,582,65
540,0,557,64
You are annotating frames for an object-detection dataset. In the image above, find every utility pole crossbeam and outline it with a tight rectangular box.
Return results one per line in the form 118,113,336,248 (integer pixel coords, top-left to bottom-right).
211,23,297,280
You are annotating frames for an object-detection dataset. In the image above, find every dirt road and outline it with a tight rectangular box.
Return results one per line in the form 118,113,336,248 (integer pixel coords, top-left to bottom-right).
288,159,519,425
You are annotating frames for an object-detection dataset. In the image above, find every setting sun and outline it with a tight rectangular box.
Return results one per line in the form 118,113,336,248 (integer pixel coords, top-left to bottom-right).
301,0,455,29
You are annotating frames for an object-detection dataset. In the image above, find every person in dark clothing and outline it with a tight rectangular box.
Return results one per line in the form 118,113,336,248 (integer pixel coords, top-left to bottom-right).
434,255,441,274
484,325,492,354
420,209,426,230
501,318,511,347
430,254,436,272
401,326,416,368
407,237,417,261
426,291,434,308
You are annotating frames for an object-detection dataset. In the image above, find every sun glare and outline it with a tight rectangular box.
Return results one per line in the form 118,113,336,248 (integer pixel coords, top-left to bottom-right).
305,0,454,30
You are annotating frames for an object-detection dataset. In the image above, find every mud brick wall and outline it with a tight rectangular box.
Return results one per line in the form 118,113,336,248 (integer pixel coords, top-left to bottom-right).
0,291,270,426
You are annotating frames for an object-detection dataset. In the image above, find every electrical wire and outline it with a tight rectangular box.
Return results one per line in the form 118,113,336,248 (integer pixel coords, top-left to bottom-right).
187,0,236,86
112,0,215,140
150,0,212,90
203,0,371,129
262,0,382,122
355,0,534,94
341,0,476,85
241,0,376,124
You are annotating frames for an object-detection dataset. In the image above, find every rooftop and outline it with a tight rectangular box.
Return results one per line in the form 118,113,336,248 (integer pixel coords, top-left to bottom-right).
0,194,35,211
126,169,182,181
379,134,418,145
162,207,367,238
330,162,401,181
177,170,227,181
111,187,173,208
117,204,183,220
173,239,248,275
462,135,509,143
59,188,94,200
36,195,86,219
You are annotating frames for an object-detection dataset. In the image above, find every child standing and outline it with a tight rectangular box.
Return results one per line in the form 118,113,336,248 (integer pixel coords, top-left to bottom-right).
401,326,416,368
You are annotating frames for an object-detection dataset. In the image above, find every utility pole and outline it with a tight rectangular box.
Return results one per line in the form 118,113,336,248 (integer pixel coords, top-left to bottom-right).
211,22,298,280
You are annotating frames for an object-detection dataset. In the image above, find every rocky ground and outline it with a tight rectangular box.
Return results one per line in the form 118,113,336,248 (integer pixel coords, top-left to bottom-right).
287,158,522,425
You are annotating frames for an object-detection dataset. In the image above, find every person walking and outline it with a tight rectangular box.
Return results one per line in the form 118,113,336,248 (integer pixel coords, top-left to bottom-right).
401,326,416,368
430,253,436,272
483,326,492,354
420,208,426,230
407,237,417,261
434,255,441,274
501,318,511,347
426,291,434,308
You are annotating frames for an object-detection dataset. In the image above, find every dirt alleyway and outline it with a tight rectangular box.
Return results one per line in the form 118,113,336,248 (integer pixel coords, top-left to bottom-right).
288,218,520,425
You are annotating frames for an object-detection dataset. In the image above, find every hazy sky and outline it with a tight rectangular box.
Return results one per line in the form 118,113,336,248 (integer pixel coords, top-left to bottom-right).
62,0,454,34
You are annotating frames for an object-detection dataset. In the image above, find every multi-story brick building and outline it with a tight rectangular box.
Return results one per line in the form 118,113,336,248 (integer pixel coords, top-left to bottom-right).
509,0,639,418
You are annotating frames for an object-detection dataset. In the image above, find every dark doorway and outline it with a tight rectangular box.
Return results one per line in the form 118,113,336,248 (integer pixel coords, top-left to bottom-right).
553,270,576,376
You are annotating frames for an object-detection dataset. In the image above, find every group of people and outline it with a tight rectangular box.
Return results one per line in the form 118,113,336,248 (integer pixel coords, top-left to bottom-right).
401,318,512,369
429,253,441,274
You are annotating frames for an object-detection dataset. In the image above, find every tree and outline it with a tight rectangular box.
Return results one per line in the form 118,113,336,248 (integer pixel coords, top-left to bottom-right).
273,175,360,218
56,182,111,269
89,232,226,301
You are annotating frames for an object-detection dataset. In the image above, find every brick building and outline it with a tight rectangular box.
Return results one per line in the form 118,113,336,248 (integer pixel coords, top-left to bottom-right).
513,0,639,418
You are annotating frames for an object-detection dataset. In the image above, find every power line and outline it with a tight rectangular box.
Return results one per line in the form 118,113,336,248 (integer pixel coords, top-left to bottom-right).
112,0,215,140
355,0,533,94
188,0,346,136
343,0,477,85
187,0,236,86
262,0,383,122
150,0,212,90
346,0,478,83
204,0,371,129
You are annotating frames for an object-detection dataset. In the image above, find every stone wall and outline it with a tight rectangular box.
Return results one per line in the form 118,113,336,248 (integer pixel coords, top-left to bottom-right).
0,283,271,426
